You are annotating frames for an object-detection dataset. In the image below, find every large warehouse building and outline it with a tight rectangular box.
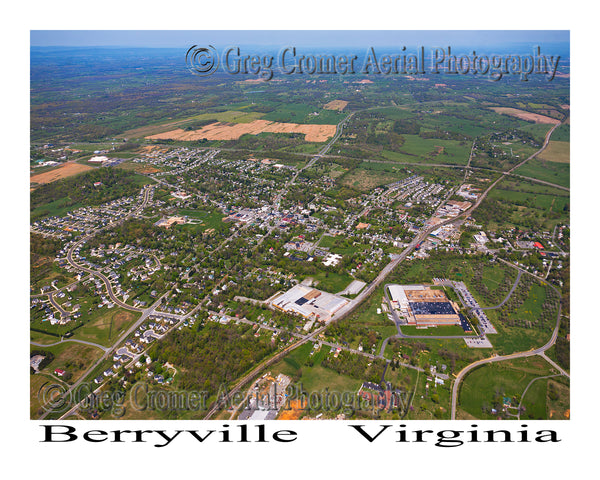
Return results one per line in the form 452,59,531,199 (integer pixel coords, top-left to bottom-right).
270,284,349,323
387,284,460,326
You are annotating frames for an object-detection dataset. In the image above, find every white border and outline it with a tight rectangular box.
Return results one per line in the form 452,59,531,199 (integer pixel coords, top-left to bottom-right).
4,1,597,477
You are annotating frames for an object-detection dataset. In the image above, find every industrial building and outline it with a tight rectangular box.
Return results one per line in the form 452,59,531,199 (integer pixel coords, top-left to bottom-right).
387,284,460,326
270,284,349,322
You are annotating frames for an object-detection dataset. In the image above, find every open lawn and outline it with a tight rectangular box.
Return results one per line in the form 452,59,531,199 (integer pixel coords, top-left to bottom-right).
310,270,356,294
458,356,554,419
491,319,554,356
72,309,139,347
400,325,474,336
381,136,471,166
32,341,105,384
177,208,226,233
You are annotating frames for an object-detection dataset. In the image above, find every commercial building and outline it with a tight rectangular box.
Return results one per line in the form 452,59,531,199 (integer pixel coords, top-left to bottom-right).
271,284,349,322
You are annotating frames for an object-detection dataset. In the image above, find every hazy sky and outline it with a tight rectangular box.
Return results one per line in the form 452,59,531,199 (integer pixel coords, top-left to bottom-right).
31,30,569,48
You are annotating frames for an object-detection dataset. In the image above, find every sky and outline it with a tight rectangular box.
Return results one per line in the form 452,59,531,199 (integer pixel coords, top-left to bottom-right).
30,30,569,48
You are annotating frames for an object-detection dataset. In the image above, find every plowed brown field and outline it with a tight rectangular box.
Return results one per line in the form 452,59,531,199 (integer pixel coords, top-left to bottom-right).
146,119,336,143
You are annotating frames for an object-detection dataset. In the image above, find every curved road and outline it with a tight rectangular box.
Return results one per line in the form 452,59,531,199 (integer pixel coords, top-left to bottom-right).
64,185,154,313
205,115,567,419
450,261,567,419
31,338,109,352
480,270,522,310
449,119,568,419
516,373,563,420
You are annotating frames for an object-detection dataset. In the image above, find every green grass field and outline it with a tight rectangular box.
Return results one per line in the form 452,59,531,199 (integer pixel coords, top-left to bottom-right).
519,376,548,419
511,284,548,326
310,270,355,293
515,158,569,187
177,208,226,233
400,325,474,336
72,309,139,346
488,187,569,213
490,318,554,356
380,135,471,165
262,103,346,125
31,197,84,220
515,123,554,143
481,265,507,292
31,340,105,384
458,356,554,419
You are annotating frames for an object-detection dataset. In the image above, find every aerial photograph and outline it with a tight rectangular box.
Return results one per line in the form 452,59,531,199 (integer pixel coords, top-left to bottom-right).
30,30,570,422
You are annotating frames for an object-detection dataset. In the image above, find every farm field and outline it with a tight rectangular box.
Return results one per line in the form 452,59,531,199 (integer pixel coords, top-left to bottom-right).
30,162,94,186
381,135,471,165
538,140,570,163
324,100,349,111
146,119,337,143
514,158,570,187
119,110,266,138
489,107,560,124
262,103,347,125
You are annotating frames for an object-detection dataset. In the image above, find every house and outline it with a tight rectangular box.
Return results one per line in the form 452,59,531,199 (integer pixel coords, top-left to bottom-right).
54,368,65,377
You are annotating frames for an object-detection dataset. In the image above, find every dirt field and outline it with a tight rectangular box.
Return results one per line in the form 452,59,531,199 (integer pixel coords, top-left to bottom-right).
489,107,560,125
30,162,93,185
323,100,349,111
146,119,337,143
539,140,570,163
278,399,304,420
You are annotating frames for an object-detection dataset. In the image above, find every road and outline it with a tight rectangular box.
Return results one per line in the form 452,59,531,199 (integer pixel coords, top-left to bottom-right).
40,113,568,421
516,373,563,420
450,258,568,419
207,114,568,420
30,338,109,352
64,184,155,313
448,119,567,419
480,270,522,310
38,291,168,420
